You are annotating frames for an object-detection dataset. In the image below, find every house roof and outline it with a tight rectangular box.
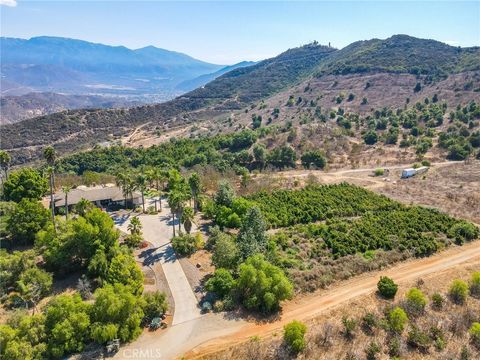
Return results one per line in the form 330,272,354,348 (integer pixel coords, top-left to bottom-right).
53,184,141,207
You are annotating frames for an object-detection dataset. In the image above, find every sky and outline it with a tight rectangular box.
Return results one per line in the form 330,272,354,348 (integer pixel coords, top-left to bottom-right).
1,1,479,64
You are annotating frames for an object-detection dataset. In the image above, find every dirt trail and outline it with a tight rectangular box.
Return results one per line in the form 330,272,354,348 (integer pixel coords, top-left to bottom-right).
185,240,480,359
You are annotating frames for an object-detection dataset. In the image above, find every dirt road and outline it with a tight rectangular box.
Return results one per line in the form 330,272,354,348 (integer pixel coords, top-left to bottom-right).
185,240,480,359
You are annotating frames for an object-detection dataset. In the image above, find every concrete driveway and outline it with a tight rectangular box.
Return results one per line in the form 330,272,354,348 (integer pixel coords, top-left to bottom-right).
113,199,202,325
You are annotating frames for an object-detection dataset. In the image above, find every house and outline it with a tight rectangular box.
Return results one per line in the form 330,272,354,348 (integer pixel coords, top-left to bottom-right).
51,184,142,210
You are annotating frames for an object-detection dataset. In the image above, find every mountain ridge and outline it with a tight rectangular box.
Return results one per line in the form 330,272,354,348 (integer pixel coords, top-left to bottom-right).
1,35,479,164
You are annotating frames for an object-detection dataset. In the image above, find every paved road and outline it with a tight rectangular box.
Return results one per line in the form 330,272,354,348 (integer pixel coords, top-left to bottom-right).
113,201,202,325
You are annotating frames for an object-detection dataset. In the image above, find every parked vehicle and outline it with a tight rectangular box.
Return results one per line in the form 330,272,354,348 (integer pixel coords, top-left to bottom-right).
401,166,429,179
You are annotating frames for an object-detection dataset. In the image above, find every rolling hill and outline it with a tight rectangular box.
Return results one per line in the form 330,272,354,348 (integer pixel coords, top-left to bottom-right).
1,35,479,165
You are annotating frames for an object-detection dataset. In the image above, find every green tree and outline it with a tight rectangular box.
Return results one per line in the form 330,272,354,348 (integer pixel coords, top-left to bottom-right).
449,279,469,304
212,233,239,269
44,293,91,358
236,254,293,312
205,268,235,298
7,199,50,245
215,180,236,207
237,206,267,261
387,307,408,334
3,168,48,203
90,283,145,343
301,150,326,169
16,268,53,312
283,320,307,353
363,130,378,145
377,276,398,299
106,251,144,295
253,144,266,169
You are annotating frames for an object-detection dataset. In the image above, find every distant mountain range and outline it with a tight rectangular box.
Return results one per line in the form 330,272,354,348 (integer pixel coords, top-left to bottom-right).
1,35,479,164
0,36,253,98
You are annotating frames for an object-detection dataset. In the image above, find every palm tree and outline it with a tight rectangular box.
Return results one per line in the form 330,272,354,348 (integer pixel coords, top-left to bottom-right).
146,167,167,212
46,166,56,231
181,207,195,234
62,185,72,220
188,173,201,213
167,191,182,237
127,216,142,235
135,173,148,213
43,146,56,189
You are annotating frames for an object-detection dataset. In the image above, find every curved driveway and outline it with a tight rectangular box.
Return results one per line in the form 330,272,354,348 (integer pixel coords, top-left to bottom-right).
113,201,202,325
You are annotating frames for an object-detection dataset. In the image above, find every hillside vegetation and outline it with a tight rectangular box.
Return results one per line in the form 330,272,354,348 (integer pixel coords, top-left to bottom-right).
315,35,480,78
1,35,479,164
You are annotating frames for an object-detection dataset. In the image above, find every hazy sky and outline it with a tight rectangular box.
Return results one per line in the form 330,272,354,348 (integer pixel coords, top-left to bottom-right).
1,1,479,64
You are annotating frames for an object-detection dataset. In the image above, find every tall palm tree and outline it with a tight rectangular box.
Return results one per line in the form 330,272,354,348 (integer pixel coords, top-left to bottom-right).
115,172,131,209
167,191,182,237
135,172,147,213
62,185,72,220
43,146,56,189
148,167,167,212
188,173,201,213
46,167,56,231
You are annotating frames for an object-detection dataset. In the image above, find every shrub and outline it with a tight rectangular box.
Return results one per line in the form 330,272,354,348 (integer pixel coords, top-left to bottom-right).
387,307,408,334
421,160,431,166
365,341,381,360
470,272,480,297
449,279,469,304
142,291,168,322
388,336,402,357
361,312,378,335
374,168,384,176
342,316,357,339
469,322,480,347
405,288,427,315
431,292,444,310
205,269,235,298
283,320,307,353
377,276,398,299
124,233,142,248
448,222,479,244
172,234,198,256
407,325,431,352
